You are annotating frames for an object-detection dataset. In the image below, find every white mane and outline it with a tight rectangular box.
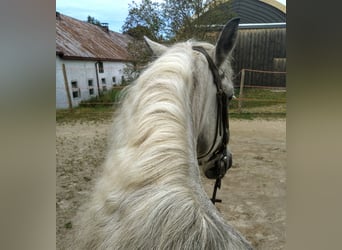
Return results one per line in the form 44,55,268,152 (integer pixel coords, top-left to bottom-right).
70,41,252,249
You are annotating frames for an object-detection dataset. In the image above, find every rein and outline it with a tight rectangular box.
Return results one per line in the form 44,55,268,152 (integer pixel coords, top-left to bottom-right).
192,46,231,204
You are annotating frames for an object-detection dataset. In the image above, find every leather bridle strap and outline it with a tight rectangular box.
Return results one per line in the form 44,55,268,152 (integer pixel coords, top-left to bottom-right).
192,46,231,204
192,46,229,161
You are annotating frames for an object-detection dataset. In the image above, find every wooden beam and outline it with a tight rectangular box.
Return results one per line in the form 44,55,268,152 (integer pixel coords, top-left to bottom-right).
62,63,73,109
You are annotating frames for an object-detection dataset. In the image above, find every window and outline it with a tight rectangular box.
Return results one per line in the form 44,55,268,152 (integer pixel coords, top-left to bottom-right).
88,79,93,87
98,62,104,73
112,76,116,83
101,78,107,92
88,79,94,95
71,81,80,98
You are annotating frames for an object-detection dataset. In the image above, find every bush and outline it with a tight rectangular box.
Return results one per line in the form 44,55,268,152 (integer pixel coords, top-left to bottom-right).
79,87,124,107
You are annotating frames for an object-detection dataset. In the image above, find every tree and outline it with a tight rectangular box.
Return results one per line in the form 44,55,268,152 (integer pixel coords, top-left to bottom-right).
196,1,235,26
162,0,205,41
122,0,166,81
123,40,151,82
163,0,235,41
122,0,165,41
123,0,235,42
86,15,102,27
124,25,155,40
121,0,235,80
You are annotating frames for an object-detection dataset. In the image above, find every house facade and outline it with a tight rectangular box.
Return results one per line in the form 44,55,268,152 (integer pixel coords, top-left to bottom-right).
56,12,133,109
56,56,127,109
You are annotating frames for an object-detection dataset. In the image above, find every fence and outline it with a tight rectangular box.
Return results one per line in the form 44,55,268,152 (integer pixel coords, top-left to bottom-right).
57,69,286,118
230,68,286,117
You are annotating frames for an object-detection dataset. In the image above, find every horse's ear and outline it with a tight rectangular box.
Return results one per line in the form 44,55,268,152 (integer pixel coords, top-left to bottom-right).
144,36,167,57
215,17,240,67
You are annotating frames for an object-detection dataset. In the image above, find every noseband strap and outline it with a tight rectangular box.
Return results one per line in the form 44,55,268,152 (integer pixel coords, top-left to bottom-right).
192,46,231,204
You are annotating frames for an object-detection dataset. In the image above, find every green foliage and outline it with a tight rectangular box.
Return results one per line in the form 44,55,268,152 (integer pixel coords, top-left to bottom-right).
79,87,123,107
125,25,155,40
64,222,72,229
122,0,235,42
121,0,236,78
162,0,205,40
86,15,102,26
196,1,235,26
123,39,151,82
122,0,165,41
122,0,166,80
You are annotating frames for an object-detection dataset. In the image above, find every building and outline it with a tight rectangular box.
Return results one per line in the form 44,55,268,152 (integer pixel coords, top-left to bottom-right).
56,12,133,109
201,0,286,87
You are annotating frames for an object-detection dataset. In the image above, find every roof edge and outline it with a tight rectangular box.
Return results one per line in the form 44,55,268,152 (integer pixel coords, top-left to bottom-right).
57,54,134,63
260,0,286,13
239,22,286,29
196,22,286,31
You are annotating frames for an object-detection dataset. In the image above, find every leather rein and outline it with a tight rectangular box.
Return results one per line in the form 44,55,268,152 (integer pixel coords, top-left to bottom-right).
192,46,231,204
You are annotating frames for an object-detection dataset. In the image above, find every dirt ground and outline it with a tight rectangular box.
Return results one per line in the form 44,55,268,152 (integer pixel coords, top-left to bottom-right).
56,119,286,249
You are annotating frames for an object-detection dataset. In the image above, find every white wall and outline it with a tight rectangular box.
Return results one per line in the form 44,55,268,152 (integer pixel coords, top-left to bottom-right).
56,56,128,109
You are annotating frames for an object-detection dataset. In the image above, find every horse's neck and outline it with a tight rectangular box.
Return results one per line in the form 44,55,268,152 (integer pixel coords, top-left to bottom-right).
89,52,252,250
113,74,221,209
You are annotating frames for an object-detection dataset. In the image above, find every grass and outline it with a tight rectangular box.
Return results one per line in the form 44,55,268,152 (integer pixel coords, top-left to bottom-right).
229,87,286,119
230,111,286,120
230,87,286,109
56,106,115,123
56,88,124,123
56,87,286,123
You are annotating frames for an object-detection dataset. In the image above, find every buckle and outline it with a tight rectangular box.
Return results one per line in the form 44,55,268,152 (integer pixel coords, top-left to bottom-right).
204,151,232,179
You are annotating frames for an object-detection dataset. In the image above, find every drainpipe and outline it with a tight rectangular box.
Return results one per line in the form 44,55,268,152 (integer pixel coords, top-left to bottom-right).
94,61,101,97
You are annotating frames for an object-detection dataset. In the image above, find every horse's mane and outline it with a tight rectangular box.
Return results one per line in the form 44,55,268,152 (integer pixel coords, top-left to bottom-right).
106,42,196,186
70,41,251,250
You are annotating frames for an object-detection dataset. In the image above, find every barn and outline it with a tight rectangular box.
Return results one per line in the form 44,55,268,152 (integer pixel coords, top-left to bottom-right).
56,12,133,109
202,0,286,87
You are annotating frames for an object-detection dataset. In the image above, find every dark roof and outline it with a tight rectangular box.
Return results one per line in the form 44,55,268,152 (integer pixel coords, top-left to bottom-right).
56,13,133,61
230,0,286,23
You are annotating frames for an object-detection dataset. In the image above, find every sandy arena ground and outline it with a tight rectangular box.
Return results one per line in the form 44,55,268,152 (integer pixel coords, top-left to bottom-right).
56,118,286,249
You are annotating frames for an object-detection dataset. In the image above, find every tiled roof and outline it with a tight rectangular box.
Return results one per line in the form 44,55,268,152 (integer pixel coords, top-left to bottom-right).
56,13,133,61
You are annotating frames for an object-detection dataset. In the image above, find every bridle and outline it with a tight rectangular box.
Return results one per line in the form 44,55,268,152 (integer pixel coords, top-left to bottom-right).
192,46,232,204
